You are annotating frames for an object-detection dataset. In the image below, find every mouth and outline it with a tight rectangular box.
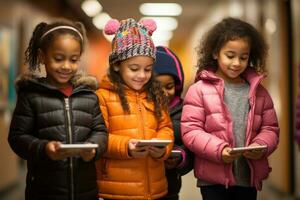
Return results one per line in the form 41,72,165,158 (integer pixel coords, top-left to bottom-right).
57,72,72,78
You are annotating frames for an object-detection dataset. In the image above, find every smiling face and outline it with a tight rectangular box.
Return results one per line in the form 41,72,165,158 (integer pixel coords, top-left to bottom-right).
215,38,250,83
115,56,154,91
155,74,175,102
40,34,81,88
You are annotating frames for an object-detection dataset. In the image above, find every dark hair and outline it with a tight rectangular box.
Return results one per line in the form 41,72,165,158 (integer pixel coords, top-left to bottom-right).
108,63,169,120
25,20,86,71
196,17,268,73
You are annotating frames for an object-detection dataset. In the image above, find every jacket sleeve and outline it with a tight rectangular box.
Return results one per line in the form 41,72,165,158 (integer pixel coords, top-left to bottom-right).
155,109,174,161
171,105,193,175
96,90,131,159
251,87,279,157
8,93,49,162
85,94,108,160
181,84,228,163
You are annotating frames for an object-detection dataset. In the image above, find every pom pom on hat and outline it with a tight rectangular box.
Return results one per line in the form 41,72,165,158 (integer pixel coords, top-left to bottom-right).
139,19,157,35
104,19,120,35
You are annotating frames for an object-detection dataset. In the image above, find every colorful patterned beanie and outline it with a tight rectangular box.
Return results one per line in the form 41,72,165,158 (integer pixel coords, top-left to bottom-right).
104,18,157,65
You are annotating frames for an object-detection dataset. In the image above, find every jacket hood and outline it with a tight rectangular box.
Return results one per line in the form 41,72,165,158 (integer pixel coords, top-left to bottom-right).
153,46,184,97
15,72,99,92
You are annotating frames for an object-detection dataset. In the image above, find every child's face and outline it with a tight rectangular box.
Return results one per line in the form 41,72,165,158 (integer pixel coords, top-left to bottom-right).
214,38,250,83
155,74,175,102
40,34,81,88
115,56,153,91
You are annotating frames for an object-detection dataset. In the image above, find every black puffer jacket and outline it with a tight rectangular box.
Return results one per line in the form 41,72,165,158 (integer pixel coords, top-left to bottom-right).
8,74,107,200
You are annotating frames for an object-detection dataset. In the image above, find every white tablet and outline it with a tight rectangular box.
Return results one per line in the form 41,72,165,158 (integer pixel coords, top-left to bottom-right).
136,139,172,147
169,150,182,158
229,145,267,154
59,143,99,150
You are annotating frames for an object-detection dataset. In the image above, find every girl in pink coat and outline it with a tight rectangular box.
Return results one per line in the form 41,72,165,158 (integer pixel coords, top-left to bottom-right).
181,17,279,200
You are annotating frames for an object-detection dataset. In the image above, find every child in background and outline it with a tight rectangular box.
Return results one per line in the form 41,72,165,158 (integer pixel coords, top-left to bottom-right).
95,18,174,200
181,17,279,200
153,46,193,200
8,20,107,200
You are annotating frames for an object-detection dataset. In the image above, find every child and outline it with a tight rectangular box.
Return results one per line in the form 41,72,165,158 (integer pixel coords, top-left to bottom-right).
95,18,174,200
181,17,279,200
153,46,193,200
8,20,108,200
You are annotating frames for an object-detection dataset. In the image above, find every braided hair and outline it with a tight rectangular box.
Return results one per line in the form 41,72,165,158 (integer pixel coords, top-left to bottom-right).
25,20,86,71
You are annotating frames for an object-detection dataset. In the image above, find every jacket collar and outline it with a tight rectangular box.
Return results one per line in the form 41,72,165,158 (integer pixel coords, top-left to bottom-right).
15,72,99,93
195,67,266,86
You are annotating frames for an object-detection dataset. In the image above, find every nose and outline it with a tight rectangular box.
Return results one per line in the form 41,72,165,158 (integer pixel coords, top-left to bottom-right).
62,61,71,70
232,58,241,66
138,70,146,79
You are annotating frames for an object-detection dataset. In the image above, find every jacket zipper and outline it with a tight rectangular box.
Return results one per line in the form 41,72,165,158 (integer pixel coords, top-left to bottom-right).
136,93,150,199
65,98,74,200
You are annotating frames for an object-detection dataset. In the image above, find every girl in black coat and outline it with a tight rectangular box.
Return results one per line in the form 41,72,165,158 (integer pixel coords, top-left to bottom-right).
153,46,194,200
8,20,107,200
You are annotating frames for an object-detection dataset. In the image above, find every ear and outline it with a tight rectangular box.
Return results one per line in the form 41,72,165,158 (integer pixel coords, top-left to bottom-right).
38,49,45,64
213,53,218,60
113,66,119,72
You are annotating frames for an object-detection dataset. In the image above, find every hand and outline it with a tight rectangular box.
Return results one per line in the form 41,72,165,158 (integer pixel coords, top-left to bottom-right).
222,146,242,163
128,139,149,158
148,146,166,159
45,141,75,160
165,157,180,169
243,143,266,160
79,144,96,162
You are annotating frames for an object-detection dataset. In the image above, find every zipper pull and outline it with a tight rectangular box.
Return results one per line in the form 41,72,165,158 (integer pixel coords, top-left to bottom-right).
64,98,69,110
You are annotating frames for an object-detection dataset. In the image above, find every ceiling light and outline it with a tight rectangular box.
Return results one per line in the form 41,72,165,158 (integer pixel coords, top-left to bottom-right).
141,17,178,31
81,0,102,17
152,30,173,41
265,18,277,34
139,3,182,16
152,39,170,47
93,12,111,30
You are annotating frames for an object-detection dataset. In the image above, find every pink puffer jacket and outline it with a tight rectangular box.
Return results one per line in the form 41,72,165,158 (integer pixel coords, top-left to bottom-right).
181,68,279,190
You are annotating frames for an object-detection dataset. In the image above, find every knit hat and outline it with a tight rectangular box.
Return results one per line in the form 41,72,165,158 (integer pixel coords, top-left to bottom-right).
153,46,184,96
104,18,157,65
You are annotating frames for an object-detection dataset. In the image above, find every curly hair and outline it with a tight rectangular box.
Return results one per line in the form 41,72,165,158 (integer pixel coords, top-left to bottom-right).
25,20,86,71
108,64,169,120
196,17,268,74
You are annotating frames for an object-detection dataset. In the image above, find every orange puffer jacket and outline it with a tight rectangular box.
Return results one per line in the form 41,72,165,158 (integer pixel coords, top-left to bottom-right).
95,76,174,200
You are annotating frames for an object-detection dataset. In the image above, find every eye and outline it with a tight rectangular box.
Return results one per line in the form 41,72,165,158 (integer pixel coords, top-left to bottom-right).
71,57,80,63
145,68,152,72
129,67,139,72
54,56,63,62
240,56,249,61
226,54,235,59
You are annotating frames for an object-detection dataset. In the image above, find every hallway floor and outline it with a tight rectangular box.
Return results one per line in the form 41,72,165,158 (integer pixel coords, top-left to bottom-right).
0,167,295,200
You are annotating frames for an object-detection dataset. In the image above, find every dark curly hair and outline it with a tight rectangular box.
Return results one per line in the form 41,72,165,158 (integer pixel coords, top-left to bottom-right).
196,17,268,74
108,63,169,120
25,19,86,71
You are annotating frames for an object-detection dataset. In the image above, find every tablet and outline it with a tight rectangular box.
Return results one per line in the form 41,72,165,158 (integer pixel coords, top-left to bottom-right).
59,143,99,150
229,145,267,154
136,139,172,147
169,150,182,158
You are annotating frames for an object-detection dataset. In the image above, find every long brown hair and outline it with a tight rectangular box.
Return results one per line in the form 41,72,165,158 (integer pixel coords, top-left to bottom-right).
108,62,169,120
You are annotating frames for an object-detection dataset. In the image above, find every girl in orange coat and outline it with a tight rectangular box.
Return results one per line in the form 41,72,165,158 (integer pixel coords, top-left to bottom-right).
95,18,174,200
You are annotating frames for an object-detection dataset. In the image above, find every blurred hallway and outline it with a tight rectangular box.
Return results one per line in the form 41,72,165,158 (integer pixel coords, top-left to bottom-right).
0,0,300,200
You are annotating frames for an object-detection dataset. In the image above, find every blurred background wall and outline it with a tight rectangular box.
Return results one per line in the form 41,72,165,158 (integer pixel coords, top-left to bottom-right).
0,0,299,199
